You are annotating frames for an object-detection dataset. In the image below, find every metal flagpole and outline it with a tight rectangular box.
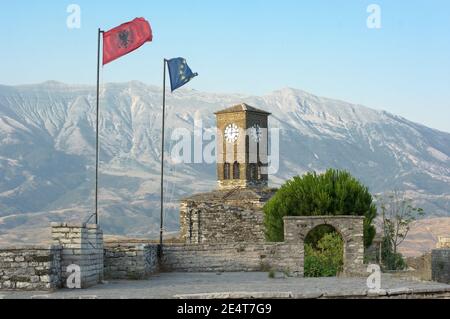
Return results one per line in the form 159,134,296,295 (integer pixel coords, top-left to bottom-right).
95,28,103,225
159,59,167,256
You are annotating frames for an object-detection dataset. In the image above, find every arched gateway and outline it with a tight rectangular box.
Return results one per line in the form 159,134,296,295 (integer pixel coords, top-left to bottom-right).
283,216,365,275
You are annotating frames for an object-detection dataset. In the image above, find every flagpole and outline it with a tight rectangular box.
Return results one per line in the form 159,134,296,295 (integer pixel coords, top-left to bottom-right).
95,28,103,225
159,59,167,256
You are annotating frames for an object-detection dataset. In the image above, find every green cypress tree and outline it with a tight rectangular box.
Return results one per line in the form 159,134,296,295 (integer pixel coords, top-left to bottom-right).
263,169,377,247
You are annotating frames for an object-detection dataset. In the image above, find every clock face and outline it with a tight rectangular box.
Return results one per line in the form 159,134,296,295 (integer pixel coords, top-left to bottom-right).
224,123,240,143
250,124,262,143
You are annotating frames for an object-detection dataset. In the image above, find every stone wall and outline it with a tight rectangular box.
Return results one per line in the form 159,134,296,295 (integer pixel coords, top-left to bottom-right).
0,245,61,291
52,223,104,288
161,243,303,276
180,188,276,245
104,241,159,279
180,200,266,244
0,215,371,290
432,249,450,284
283,216,365,275
437,237,450,249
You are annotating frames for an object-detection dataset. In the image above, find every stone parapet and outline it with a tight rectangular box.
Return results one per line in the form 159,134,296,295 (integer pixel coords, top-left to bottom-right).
161,243,303,276
437,237,450,249
104,242,159,279
0,245,61,291
52,223,103,288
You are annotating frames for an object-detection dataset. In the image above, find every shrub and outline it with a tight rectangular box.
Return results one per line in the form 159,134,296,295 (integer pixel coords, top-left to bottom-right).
377,191,424,271
304,232,344,277
305,224,336,248
264,169,377,247
381,236,407,271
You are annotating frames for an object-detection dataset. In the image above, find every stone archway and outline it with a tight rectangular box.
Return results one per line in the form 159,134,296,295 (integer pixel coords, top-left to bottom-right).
304,224,344,277
283,216,365,276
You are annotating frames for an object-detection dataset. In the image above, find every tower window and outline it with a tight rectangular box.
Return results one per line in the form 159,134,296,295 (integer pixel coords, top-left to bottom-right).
223,163,230,180
249,163,258,180
257,162,263,180
233,161,240,179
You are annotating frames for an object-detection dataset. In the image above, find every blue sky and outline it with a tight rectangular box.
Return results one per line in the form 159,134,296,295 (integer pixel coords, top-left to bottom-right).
1,1,449,132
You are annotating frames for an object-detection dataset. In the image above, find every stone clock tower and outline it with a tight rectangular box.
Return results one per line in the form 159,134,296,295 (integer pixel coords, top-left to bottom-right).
179,103,276,245
215,103,271,190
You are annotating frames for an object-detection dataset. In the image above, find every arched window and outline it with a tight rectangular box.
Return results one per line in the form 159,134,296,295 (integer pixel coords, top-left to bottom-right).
233,161,240,179
304,224,344,277
223,163,230,180
257,161,263,180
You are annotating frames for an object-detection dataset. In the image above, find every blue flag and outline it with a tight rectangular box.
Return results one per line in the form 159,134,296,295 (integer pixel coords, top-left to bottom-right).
166,57,198,92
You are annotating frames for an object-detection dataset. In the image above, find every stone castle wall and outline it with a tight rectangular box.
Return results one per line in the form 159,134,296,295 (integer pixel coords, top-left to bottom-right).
178,212,366,276
180,200,266,244
104,241,159,280
0,224,105,291
0,245,61,291
437,237,450,249
52,223,104,288
161,243,303,276
1,216,369,290
432,249,450,284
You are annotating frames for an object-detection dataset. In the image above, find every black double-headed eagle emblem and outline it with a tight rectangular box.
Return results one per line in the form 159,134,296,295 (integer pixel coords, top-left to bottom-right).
118,30,132,49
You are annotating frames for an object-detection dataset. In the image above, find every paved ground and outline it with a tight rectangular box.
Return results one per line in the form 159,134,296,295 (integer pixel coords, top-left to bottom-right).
1,273,450,299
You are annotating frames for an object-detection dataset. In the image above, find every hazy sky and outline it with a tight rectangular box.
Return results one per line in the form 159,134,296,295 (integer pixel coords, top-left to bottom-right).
1,1,449,132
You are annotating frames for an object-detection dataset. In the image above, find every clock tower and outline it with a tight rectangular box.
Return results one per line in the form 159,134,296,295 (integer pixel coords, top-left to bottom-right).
215,103,271,190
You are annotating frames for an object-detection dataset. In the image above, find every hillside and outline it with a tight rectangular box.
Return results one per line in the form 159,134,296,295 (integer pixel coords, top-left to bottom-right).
0,81,448,245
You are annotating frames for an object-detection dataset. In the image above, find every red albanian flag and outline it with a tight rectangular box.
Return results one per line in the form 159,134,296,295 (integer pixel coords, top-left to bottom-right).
103,17,153,65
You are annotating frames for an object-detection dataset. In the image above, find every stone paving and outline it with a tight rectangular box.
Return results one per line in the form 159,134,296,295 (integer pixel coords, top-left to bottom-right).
1,272,449,299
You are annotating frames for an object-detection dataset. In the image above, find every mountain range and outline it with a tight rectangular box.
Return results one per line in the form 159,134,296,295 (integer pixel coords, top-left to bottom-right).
0,81,449,246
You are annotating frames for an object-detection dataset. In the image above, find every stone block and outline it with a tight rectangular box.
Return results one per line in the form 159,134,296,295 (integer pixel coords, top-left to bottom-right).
16,282,31,289
30,276,40,283
2,281,12,289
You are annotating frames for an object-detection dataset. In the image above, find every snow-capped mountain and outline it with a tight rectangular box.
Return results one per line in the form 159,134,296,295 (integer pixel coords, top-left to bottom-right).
0,81,449,241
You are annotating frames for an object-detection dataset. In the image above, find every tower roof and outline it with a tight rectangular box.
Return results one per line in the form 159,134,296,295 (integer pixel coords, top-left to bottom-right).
215,103,271,115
